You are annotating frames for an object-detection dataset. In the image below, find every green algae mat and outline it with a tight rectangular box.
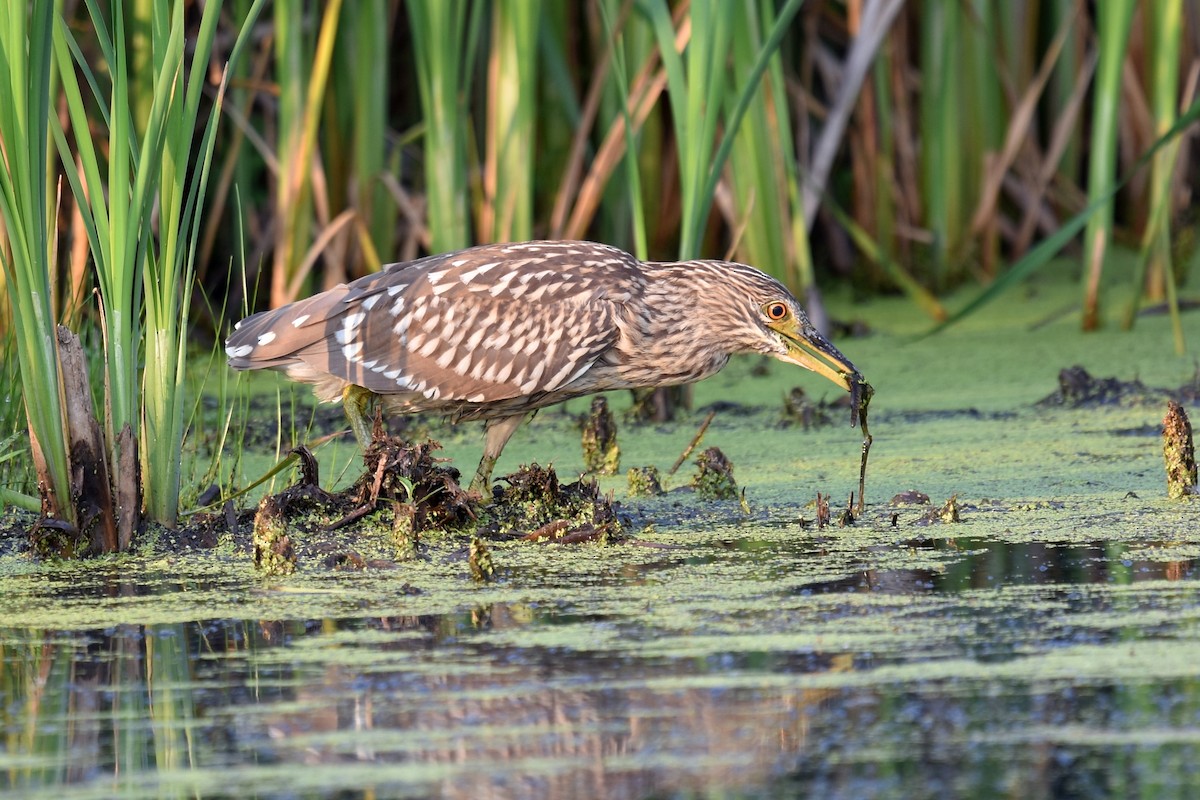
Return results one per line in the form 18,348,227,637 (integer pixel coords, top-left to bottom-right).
2,263,1199,798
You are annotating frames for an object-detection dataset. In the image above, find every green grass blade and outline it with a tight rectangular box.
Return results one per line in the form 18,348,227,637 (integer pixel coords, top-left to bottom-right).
711,0,805,275
1124,0,1184,352
483,0,540,242
919,0,963,284
1079,0,1136,330
598,0,647,258
0,0,74,522
408,0,471,253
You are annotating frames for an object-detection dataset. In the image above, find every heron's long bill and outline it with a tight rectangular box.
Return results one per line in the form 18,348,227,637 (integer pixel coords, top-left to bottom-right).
773,320,858,392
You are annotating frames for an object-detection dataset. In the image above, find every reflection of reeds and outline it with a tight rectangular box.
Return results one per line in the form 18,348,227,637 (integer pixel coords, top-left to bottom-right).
0,623,203,793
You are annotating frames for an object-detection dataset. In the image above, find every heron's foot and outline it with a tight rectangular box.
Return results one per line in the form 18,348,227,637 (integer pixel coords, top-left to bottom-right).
342,385,376,449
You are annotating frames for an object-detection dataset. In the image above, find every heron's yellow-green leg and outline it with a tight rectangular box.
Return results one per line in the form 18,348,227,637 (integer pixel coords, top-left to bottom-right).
342,385,376,448
471,414,526,494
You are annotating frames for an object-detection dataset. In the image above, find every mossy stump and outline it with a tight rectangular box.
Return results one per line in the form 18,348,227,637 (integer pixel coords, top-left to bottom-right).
692,447,738,500
253,495,296,576
581,396,620,475
479,463,623,544
392,502,419,561
782,386,833,429
626,465,664,498
469,537,495,582
1164,400,1197,499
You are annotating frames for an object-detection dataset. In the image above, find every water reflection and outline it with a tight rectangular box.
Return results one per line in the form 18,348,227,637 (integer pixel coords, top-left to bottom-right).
792,537,1198,597
927,539,1199,591
0,536,1199,798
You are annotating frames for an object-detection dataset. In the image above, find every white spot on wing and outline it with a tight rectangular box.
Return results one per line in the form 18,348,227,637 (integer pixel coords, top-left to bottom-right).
228,344,253,358
547,358,590,389
292,314,310,327
488,274,515,297
519,362,547,393
361,294,381,310
464,327,487,352
460,262,499,282
343,342,363,360
257,332,276,346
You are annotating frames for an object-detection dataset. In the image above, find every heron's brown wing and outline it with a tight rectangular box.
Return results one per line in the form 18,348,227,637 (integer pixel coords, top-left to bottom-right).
226,285,353,370
235,241,643,404
225,251,444,371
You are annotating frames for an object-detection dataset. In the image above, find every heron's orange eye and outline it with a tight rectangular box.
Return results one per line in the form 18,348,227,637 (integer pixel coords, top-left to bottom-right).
764,302,788,321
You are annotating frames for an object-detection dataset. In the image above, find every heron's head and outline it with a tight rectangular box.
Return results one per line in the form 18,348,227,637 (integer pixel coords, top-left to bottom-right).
672,260,861,393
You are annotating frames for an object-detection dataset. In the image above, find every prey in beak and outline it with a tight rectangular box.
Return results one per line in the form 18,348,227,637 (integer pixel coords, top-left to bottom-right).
766,313,868,427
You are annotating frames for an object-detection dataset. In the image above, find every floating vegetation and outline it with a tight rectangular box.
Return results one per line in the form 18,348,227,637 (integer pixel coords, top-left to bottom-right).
890,490,932,506
1040,365,1163,407
917,494,962,525
248,448,337,574
479,463,623,544
580,396,620,474
626,465,664,497
338,437,476,534
468,536,494,582
692,447,738,500
391,502,420,560
781,386,834,428
814,492,831,528
837,494,856,527
252,495,296,575
1163,400,1197,499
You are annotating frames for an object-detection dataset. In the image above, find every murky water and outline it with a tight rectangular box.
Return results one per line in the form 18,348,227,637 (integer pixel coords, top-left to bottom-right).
3,521,1200,799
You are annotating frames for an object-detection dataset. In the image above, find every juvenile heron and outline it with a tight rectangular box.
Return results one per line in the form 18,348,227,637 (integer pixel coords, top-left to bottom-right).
226,240,861,492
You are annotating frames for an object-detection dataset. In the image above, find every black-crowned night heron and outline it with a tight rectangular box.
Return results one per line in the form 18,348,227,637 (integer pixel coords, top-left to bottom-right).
226,240,861,492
